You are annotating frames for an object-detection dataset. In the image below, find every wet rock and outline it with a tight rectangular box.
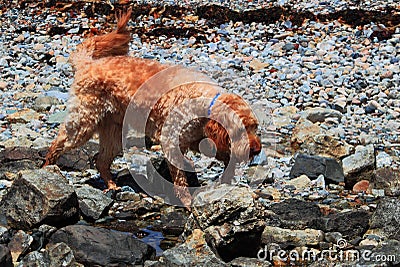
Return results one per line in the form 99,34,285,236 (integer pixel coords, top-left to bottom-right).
310,210,370,239
0,244,12,267
289,154,344,184
49,224,155,266
342,144,375,187
0,168,79,230
159,229,226,266
261,226,324,248
368,197,400,241
75,185,113,221
190,184,265,262
269,198,322,229
370,168,400,197
301,107,342,123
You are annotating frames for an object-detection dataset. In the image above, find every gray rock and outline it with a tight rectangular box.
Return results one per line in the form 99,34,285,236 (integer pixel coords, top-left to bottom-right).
32,96,61,112
289,154,344,184
261,226,324,248
75,185,113,221
368,197,400,241
269,198,322,229
358,239,400,266
49,225,156,266
160,229,226,266
342,145,375,176
342,145,375,187
55,140,99,171
0,168,79,230
0,244,12,267
301,107,342,123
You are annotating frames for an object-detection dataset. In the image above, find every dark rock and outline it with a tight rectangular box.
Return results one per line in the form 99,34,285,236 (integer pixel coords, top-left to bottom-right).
55,141,99,171
368,197,400,241
75,185,113,221
310,210,370,239
0,168,79,230
160,229,226,266
0,244,12,267
49,224,155,266
289,154,344,184
302,107,342,123
371,168,400,197
46,242,82,267
190,185,265,262
358,239,400,266
160,210,187,236
269,198,322,229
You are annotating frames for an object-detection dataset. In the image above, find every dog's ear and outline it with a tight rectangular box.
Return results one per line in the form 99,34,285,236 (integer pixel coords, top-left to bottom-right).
204,120,230,152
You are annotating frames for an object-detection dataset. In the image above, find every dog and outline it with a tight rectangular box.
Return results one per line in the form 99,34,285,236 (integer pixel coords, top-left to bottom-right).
44,9,261,209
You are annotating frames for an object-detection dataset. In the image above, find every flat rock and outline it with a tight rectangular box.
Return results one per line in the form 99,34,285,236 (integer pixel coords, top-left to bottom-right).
75,185,113,221
0,244,12,267
160,229,226,266
269,198,323,229
367,197,400,240
285,174,311,189
289,154,344,184
8,230,32,264
49,225,156,266
261,226,324,248
0,168,79,230
229,257,271,267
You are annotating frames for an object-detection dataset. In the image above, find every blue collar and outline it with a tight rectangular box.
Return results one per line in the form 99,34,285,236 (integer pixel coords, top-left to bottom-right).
208,92,221,116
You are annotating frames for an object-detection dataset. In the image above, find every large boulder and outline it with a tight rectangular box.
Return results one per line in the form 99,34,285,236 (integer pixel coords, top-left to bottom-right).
189,184,265,262
0,167,79,230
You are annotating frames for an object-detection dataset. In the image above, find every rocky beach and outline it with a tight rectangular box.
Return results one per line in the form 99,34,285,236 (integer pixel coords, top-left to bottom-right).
0,0,399,266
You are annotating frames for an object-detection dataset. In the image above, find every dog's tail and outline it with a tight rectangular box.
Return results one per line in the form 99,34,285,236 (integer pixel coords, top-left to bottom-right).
69,8,132,68
92,8,132,59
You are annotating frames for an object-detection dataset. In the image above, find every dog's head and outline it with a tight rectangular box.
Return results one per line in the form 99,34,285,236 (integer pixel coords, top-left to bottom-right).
204,93,261,164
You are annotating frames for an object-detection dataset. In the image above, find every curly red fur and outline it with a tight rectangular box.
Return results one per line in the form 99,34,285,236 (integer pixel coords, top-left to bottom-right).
44,10,261,209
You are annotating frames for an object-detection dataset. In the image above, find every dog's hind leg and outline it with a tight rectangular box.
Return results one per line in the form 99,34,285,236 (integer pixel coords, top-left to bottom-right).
96,113,123,190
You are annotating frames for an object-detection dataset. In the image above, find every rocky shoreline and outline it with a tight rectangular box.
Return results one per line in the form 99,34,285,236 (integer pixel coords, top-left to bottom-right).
1,0,400,266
